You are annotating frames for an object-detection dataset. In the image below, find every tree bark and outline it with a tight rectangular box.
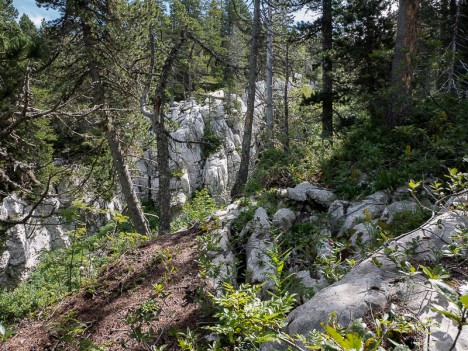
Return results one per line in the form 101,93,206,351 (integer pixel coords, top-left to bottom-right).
446,0,461,93
283,39,290,151
322,0,333,141
141,31,186,234
265,3,274,147
386,0,420,128
105,116,150,236
82,22,150,237
231,0,261,197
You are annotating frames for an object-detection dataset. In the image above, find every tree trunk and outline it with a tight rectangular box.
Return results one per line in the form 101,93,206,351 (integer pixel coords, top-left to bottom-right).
322,0,333,141
265,3,274,147
283,40,290,151
105,116,151,236
82,22,150,237
153,32,186,234
386,0,420,128
446,0,461,93
231,0,261,197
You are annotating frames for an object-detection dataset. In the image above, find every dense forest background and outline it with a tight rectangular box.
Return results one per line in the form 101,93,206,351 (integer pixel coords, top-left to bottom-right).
0,0,468,349
1,0,467,218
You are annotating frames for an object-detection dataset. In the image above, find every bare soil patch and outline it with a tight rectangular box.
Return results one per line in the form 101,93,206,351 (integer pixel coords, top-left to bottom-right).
2,227,211,350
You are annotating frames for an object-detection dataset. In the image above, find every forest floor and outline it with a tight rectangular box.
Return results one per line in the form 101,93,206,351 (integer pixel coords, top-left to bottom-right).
2,226,211,350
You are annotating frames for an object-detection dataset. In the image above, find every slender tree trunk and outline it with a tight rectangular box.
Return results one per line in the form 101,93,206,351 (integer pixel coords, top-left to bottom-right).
82,22,150,237
265,3,274,147
105,116,150,236
386,0,420,128
153,32,186,234
283,40,290,151
446,0,461,92
231,0,261,197
322,0,333,141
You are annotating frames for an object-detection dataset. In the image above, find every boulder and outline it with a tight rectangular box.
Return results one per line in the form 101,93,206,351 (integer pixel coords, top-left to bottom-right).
334,191,390,233
287,182,336,208
349,221,378,247
272,208,296,230
296,270,327,291
267,211,468,351
381,199,419,224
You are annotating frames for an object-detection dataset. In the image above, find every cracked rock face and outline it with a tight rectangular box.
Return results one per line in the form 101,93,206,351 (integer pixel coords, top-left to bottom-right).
0,195,71,288
0,194,122,288
134,90,263,205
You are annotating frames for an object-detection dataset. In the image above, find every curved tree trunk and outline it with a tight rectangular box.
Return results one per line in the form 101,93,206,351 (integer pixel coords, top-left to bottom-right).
82,22,150,237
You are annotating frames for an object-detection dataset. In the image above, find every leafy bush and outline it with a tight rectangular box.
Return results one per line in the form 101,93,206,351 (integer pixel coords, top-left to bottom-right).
171,188,220,231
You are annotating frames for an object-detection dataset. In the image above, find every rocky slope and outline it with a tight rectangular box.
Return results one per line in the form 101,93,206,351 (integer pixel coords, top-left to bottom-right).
207,185,468,351
134,90,263,206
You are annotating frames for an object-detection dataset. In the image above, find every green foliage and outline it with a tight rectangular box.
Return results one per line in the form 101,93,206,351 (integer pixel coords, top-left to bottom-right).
230,203,256,235
46,311,108,350
201,121,223,159
283,222,320,268
171,188,220,231
123,298,162,345
121,249,175,350
0,209,147,325
245,148,295,193
205,282,295,348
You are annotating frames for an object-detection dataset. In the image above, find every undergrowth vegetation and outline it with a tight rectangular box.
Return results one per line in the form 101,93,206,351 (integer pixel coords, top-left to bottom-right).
246,98,468,200
0,188,220,334
0,205,149,324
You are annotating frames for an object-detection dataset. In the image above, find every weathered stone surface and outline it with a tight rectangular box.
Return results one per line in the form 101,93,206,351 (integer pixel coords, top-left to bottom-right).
296,270,327,291
0,194,121,288
205,203,242,291
328,200,349,222
446,191,468,209
136,90,262,205
246,207,274,288
381,199,419,224
272,208,296,230
349,221,378,247
287,182,336,208
332,191,390,233
269,211,468,351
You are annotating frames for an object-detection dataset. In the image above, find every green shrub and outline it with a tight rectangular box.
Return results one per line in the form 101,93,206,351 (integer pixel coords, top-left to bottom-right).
171,188,220,231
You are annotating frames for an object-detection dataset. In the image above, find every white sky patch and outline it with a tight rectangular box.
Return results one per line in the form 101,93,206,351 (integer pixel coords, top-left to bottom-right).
29,15,45,26
293,7,318,23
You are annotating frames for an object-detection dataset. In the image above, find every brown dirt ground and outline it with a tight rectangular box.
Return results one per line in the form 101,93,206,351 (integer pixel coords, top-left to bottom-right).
2,227,213,351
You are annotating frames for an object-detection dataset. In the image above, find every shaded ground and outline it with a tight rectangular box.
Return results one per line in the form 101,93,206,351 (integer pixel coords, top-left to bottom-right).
2,227,212,350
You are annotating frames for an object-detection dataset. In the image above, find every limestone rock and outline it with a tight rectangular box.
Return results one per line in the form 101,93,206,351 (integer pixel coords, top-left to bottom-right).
349,221,378,247
136,90,261,205
287,182,336,208
270,211,468,351
296,270,327,291
246,207,274,288
381,199,419,224
339,191,390,233
272,208,296,230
